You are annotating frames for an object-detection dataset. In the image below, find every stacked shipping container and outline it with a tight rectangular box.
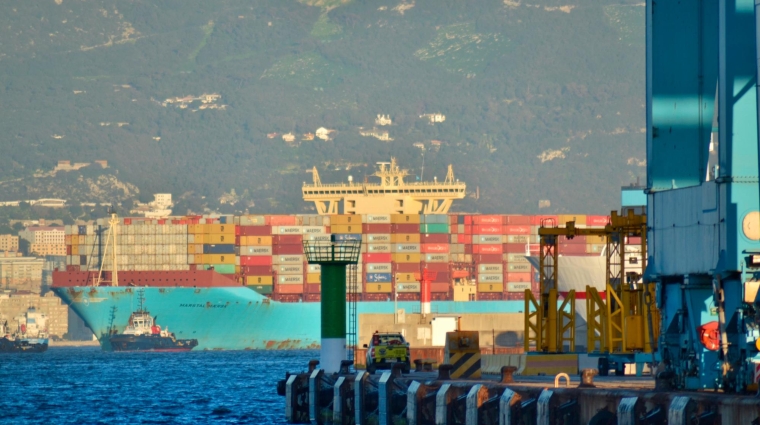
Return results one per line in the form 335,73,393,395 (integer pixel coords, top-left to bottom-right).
64,213,609,303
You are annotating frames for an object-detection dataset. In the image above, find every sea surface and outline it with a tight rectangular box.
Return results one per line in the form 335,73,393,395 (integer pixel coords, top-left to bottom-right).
0,347,316,424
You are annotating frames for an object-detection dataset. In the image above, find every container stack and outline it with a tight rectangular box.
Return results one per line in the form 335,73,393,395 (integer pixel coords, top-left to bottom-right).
63,213,610,303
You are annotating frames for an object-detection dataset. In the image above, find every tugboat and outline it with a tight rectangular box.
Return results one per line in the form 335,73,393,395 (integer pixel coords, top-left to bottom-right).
0,308,49,353
109,291,198,352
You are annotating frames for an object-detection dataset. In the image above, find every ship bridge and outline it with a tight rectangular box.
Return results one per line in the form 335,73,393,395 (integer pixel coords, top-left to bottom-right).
302,158,466,215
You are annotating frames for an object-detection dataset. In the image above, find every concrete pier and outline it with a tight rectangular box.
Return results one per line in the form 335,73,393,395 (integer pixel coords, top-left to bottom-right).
281,361,760,424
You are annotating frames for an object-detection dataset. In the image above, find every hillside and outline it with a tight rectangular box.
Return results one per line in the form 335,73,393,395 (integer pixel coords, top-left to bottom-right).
0,0,646,216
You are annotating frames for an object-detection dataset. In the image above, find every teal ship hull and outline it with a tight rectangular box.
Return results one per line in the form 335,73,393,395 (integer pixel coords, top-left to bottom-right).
53,286,522,351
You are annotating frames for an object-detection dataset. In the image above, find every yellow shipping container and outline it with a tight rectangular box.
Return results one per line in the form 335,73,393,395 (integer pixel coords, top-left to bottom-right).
192,234,206,244
193,254,204,264
331,224,361,234
478,283,504,293
203,254,236,264
558,215,587,226
235,266,241,274
246,275,273,285
306,273,321,284
393,253,421,263
189,224,203,234
586,235,606,245
207,233,234,244
204,224,236,234
331,214,363,225
366,283,393,293
243,236,273,246
391,214,421,224
395,273,416,282
391,233,420,243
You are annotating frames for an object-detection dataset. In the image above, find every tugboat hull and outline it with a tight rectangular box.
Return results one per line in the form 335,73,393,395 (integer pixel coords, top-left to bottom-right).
109,334,198,352
0,337,48,353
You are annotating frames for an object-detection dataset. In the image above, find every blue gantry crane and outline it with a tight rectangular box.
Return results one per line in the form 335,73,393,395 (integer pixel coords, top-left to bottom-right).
646,0,760,392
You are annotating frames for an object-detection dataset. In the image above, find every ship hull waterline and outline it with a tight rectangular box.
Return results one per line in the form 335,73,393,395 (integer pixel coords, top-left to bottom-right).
52,286,523,351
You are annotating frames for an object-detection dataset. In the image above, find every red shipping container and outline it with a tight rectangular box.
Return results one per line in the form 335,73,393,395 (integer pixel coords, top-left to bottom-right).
586,215,610,227
530,215,559,226
472,215,503,225
240,256,273,266
473,224,501,235
235,235,241,245
272,244,303,255
269,215,297,226
66,246,72,255
421,234,449,244
421,243,449,253
124,218,132,225
628,236,643,244
558,243,588,255
464,245,473,254
240,225,272,236
363,253,392,263
503,225,531,235
504,215,531,225
464,216,473,225
363,224,392,233
241,265,273,275
460,234,472,244
559,235,586,243
433,272,451,283
450,215,458,225
474,254,503,263
235,226,241,236
394,263,421,272
473,244,503,254
506,272,532,282
464,225,473,235
272,235,303,245
392,223,420,233
277,284,304,294
421,262,449,272
431,283,450,293
503,243,528,253
305,284,321,294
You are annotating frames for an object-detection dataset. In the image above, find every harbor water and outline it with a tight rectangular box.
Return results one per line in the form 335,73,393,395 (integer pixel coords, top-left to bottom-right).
0,347,316,424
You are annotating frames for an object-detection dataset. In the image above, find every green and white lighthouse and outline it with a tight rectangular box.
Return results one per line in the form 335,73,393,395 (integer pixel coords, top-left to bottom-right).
303,235,361,373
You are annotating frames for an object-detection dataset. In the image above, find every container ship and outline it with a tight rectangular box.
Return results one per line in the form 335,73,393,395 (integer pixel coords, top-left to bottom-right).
52,159,610,350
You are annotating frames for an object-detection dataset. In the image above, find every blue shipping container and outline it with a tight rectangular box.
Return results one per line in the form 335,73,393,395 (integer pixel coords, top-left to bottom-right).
332,234,362,242
78,225,87,235
366,273,392,283
203,244,236,254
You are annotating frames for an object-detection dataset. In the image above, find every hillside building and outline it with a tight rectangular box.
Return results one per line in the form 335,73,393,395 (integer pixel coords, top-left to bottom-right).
0,256,45,293
0,235,19,252
375,114,392,126
0,291,68,339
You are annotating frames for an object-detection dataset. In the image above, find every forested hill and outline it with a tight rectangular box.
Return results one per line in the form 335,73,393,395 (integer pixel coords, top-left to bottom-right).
0,0,646,215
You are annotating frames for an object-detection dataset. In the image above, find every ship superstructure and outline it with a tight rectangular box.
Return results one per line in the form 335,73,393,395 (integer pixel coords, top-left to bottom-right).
302,158,466,215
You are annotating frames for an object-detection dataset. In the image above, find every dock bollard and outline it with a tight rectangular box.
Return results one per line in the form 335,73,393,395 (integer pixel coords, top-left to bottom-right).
308,359,320,373
414,359,424,372
424,361,434,372
339,360,353,375
579,369,597,388
437,364,453,381
500,366,517,384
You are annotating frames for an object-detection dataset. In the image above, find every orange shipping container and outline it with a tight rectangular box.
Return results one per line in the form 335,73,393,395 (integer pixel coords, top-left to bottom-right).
269,216,297,226
390,214,421,224
366,283,392,293
306,273,321,284
506,272,532,282
207,233,234,244
393,253,421,263
478,283,504,293
558,215,586,226
204,224,235,234
331,214,363,225
395,272,416,282
243,236,273,246
246,276,273,285
277,284,304,294
203,254,236,264
331,224,362,234
391,233,420,243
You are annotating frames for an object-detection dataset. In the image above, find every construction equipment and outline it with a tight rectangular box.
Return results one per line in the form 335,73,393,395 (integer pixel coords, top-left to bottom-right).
524,210,657,375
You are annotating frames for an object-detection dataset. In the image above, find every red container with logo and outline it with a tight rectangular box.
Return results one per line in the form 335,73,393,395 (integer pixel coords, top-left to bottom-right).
421,243,449,253
472,215,503,225
506,272,532,282
503,225,531,235
586,215,610,227
473,224,501,235
473,244,503,254
530,215,559,226
269,215,297,226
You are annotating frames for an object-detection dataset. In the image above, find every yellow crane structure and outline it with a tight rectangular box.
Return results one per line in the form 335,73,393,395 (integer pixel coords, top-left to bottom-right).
524,210,658,370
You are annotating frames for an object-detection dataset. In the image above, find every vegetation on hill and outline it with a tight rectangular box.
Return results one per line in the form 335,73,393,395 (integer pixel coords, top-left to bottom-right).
0,0,646,216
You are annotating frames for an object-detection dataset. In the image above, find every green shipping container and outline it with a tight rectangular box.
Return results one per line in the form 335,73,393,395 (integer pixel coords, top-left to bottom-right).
203,264,236,274
247,285,273,295
421,214,449,224
420,223,449,233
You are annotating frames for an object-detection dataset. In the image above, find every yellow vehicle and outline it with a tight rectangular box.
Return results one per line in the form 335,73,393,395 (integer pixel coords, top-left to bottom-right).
363,331,411,374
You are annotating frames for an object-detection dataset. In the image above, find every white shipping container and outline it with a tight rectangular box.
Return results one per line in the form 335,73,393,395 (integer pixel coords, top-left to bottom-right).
366,234,391,243
425,254,449,263
308,264,321,273
396,282,420,292
240,246,273,256
478,273,504,283
478,263,503,274
394,244,420,253
475,235,503,244
506,254,529,263
365,214,391,224
278,274,304,284
506,235,529,244
301,226,327,234
365,263,392,273
274,255,304,264
305,234,331,242
277,264,304,275
507,282,531,292
367,244,391,253
273,226,301,235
